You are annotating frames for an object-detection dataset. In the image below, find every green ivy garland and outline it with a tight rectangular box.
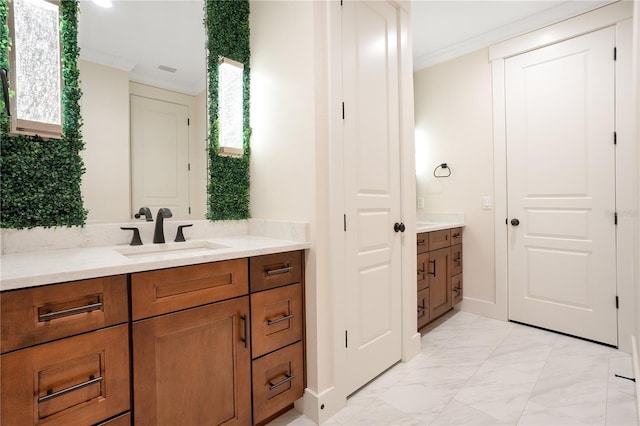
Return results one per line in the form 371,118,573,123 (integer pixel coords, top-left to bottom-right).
0,0,87,229
205,0,251,220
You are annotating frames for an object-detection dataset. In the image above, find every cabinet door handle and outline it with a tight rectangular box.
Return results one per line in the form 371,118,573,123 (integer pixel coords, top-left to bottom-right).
268,374,295,390
267,314,294,326
265,265,293,276
428,260,436,276
38,375,103,403
38,302,103,322
240,314,249,348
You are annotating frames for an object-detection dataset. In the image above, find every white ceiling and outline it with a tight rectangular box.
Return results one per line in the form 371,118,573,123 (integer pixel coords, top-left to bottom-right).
78,0,616,94
411,0,615,70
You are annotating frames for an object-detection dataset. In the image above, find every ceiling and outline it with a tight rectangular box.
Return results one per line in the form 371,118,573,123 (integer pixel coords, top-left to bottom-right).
77,0,616,94
411,0,615,70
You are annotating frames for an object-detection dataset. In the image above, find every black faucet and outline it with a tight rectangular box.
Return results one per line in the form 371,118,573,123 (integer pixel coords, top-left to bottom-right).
153,208,173,243
134,207,153,221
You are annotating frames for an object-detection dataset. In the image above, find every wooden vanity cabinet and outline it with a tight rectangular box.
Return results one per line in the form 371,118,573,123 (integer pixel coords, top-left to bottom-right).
0,276,130,425
250,250,305,425
131,259,251,426
417,227,463,331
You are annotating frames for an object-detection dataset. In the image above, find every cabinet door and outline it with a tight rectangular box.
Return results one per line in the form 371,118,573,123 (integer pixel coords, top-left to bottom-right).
417,288,430,330
1,325,130,426
417,253,429,292
133,296,251,426
428,248,452,319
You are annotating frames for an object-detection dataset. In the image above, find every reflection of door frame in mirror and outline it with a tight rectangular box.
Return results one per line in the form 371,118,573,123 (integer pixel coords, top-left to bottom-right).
129,82,208,220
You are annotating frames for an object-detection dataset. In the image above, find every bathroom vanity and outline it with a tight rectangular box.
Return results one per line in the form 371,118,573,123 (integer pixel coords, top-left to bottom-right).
0,225,309,426
416,221,464,331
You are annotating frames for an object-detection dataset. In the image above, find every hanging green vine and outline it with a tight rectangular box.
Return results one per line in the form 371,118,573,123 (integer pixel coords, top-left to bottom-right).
0,0,87,229
205,0,251,220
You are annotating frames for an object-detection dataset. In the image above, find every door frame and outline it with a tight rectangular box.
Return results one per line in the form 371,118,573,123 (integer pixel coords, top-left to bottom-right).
487,1,636,352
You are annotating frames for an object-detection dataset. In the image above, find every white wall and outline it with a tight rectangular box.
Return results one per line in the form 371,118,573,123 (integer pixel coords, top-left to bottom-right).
413,49,497,307
79,60,131,222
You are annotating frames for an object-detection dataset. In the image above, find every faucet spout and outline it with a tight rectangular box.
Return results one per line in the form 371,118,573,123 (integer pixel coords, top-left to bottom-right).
153,208,173,243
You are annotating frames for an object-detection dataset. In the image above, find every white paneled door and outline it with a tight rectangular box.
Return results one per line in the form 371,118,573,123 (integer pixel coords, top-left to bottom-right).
131,95,190,218
506,27,617,346
342,0,402,394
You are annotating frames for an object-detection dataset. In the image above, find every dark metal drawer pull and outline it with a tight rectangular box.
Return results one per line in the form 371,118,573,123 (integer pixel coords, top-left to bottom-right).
39,302,103,322
417,306,426,314
240,314,249,348
267,314,294,326
428,260,436,276
265,265,293,276
417,240,426,246
269,374,295,390
38,375,103,403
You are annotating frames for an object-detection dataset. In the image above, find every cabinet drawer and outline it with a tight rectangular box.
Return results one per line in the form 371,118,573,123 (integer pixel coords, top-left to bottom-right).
131,258,248,320
450,244,463,276
451,227,463,244
251,283,303,359
417,253,429,291
417,288,430,330
416,233,429,254
1,275,128,353
1,324,130,426
250,251,302,292
96,412,130,426
252,341,304,425
428,229,451,250
452,274,463,305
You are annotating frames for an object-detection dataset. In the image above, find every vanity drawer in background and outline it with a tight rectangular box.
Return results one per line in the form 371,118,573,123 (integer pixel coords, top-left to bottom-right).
417,253,429,292
250,251,303,292
1,275,128,353
428,229,451,250
417,288,430,330
416,232,429,254
452,274,463,305
1,324,130,426
252,341,304,425
450,244,463,276
451,227,463,244
131,258,248,320
251,283,303,359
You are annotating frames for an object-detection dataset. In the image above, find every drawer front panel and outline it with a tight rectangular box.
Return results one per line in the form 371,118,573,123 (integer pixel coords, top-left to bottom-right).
428,229,451,250
450,244,463,276
131,258,248,320
452,274,463,305
1,324,130,426
417,288,430,330
251,284,303,359
252,341,304,425
96,412,130,426
451,227,463,244
416,233,429,254
1,275,128,353
250,251,302,292
417,253,429,291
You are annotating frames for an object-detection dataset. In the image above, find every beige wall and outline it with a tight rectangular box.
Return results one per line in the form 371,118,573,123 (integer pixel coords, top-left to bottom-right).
413,49,497,307
79,60,131,222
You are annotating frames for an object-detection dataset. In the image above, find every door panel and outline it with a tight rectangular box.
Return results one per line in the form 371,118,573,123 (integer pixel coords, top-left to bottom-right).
506,27,617,346
342,0,402,394
131,95,190,218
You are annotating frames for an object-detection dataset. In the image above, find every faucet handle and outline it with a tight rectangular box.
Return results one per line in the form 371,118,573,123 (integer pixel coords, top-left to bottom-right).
134,207,153,222
121,227,143,246
175,224,193,242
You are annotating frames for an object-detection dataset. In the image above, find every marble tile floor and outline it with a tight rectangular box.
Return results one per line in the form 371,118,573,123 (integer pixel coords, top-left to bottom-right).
269,310,638,426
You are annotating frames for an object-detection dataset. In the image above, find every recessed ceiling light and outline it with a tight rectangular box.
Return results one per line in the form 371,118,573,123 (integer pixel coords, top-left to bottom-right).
92,0,113,8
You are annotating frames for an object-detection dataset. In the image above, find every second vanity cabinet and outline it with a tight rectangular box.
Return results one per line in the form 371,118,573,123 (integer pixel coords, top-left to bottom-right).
417,227,463,331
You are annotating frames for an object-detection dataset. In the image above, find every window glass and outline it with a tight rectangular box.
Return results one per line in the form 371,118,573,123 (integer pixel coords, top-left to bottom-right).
10,0,61,136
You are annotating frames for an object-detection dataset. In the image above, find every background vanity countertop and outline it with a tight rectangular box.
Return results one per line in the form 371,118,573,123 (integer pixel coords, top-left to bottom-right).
415,212,465,234
0,219,310,291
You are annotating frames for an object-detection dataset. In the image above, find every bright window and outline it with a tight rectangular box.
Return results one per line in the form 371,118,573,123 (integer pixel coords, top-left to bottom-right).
8,0,62,138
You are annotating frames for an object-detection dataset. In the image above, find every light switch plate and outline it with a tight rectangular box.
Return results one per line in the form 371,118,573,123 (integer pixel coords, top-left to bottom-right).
417,197,425,209
482,196,492,210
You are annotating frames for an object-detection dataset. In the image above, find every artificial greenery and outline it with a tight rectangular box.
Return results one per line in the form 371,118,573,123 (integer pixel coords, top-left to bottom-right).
0,0,87,228
205,0,251,220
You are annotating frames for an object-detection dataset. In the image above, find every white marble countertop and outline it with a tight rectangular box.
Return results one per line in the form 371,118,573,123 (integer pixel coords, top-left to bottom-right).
416,221,465,233
415,212,465,234
0,235,310,291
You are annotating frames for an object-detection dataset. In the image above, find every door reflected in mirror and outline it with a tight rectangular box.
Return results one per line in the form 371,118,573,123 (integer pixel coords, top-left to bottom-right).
78,0,207,222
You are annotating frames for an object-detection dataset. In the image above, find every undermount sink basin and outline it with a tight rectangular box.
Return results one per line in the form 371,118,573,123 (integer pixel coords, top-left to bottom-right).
116,240,227,258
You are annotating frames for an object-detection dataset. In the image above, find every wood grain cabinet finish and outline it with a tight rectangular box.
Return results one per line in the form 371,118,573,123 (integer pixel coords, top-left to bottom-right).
250,251,302,293
133,296,251,426
417,228,463,331
131,258,248,320
1,324,130,426
252,342,304,425
1,275,128,353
